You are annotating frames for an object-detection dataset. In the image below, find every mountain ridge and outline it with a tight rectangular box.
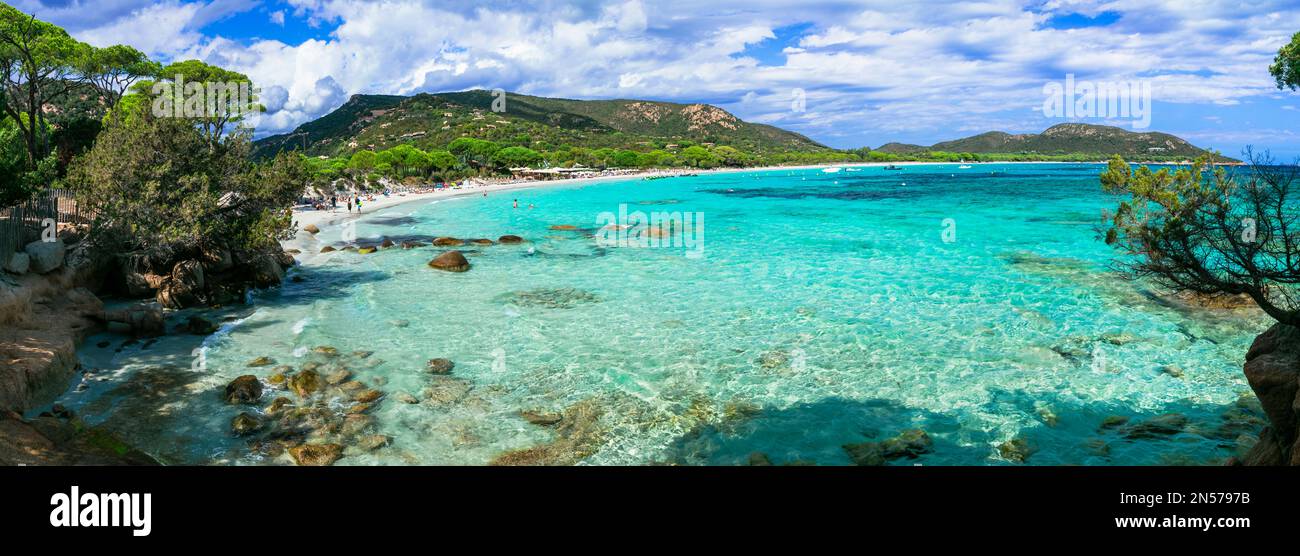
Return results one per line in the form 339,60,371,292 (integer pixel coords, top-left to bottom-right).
253,90,827,159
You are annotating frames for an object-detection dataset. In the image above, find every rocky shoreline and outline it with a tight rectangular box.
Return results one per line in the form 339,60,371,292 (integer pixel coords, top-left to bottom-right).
0,226,296,465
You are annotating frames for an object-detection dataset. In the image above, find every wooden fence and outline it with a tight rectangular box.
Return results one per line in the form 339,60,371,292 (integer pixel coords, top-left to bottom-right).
0,188,91,260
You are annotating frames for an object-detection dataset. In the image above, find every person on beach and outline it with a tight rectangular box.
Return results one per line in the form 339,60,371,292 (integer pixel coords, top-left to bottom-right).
331,196,337,212
357,198,363,212
347,198,353,212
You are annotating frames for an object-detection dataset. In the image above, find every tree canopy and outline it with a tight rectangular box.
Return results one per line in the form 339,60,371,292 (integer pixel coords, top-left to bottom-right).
1101,152,1300,324
1271,31,1300,91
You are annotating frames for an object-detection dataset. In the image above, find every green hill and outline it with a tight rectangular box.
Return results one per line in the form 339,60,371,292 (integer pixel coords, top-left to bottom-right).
254,90,827,159
923,123,1230,161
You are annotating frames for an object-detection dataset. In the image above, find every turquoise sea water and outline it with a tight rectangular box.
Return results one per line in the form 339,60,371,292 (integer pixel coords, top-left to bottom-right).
58,163,1269,465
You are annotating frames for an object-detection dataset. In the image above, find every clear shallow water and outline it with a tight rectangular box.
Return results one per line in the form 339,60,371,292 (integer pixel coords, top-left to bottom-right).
58,163,1269,465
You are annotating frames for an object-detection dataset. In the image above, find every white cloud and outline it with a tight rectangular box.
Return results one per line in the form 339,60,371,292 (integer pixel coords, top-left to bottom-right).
18,0,1300,151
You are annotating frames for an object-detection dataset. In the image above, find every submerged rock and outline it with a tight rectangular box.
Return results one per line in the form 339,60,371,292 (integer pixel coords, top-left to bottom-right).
498,235,525,244
520,410,562,426
1160,364,1185,379
548,225,578,231
428,251,470,272
185,315,219,335
325,369,352,385
495,287,600,309
357,434,391,451
426,358,455,375
432,237,464,246
1099,415,1129,430
1122,414,1188,439
470,238,495,246
843,442,886,466
289,443,343,466
425,376,473,406
231,413,263,436
747,452,773,466
395,392,419,405
224,375,263,405
843,429,934,465
287,370,325,398
998,437,1037,463
247,356,275,367
880,429,933,459
319,246,336,253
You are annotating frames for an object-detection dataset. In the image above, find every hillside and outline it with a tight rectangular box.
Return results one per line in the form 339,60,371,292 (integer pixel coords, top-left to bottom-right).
254,90,827,159
921,123,1229,160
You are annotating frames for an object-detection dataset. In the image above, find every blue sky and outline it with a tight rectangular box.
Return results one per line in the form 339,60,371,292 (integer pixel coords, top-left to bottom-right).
15,0,1300,158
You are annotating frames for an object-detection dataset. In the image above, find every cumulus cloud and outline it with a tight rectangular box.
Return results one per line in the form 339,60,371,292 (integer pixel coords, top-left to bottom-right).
16,0,1300,151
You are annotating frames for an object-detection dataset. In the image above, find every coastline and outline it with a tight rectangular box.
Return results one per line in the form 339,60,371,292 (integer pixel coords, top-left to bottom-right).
287,160,1109,241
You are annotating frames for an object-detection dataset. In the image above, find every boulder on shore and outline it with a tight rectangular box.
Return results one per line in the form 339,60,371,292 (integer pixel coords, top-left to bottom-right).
1239,323,1300,465
428,251,470,272
3,252,30,275
24,239,65,274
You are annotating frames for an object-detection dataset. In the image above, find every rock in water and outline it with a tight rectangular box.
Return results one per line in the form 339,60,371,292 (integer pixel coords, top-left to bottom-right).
289,443,343,466
549,225,578,231
247,356,275,367
998,437,1038,463
24,239,65,274
426,358,455,375
432,237,464,246
287,369,325,398
470,238,494,246
1121,414,1188,439
498,235,525,244
843,442,886,466
520,410,562,426
224,375,263,404
381,239,395,249
428,251,470,272
186,315,219,335
304,224,320,234
231,413,263,436
748,452,774,466
358,435,391,451
320,246,337,253
880,429,933,459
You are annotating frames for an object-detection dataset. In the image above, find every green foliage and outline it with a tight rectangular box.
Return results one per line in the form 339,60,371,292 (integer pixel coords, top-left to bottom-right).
1272,31,1300,91
491,146,542,169
68,110,304,252
1100,152,1300,324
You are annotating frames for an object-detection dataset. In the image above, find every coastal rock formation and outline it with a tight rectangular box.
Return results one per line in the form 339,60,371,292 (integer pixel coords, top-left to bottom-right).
1239,323,1300,465
113,243,295,310
0,410,158,465
428,251,470,272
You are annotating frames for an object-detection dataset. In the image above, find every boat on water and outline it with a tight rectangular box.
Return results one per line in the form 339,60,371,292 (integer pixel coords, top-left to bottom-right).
958,164,972,169
822,167,842,173
884,165,903,170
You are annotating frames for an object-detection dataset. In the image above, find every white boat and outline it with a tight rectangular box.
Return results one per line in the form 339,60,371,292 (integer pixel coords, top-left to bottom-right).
822,167,842,173
958,165,972,169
